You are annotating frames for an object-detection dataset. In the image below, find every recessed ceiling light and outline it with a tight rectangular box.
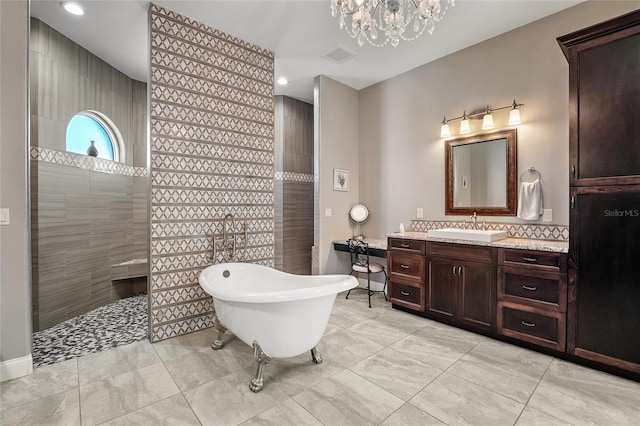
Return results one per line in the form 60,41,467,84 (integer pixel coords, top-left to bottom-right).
60,2,84,16
277,77,288,86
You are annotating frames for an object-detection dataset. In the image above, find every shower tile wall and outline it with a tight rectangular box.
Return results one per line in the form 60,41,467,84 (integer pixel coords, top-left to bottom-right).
30,19,148,331
274,96,314,274
149,5,275,341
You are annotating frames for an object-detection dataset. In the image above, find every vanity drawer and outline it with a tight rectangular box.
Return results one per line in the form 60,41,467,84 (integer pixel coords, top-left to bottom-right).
389,281,424,312
500,249,566,272
388,252,425,281
428,242,496,264
388,238,426,255
498,266,566,310
497,302,566,351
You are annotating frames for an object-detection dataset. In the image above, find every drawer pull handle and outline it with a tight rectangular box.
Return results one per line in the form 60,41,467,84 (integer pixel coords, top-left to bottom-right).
522,257,537,263
400,291,410,296
522,285,537,291
400,265,410,269
400,243,410,248
452,266,457,276
521,321,536,327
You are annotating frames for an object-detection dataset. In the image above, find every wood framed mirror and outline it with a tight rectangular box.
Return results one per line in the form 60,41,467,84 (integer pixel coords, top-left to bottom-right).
445,129,517,216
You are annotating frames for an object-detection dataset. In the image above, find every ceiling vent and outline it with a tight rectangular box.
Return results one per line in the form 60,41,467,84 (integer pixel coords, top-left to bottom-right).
324,44,357,64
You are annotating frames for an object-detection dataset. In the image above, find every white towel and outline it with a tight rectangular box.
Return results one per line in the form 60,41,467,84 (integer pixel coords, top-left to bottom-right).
517,179,543,220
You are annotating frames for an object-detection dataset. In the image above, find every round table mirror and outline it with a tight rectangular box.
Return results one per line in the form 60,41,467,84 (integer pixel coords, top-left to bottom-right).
349,204,369,223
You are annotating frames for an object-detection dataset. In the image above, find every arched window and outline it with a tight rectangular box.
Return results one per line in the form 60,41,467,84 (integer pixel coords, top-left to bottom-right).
65,111,124,162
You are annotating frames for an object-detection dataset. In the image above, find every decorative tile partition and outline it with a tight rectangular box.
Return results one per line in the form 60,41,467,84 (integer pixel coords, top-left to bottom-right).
410,220,569,242
149,5,275,341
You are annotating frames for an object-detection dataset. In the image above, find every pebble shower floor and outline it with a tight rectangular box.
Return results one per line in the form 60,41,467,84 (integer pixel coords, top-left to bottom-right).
32,295,148,367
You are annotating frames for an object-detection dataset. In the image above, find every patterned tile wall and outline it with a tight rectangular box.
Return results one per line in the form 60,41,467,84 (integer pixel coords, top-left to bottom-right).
149,5,275,342
409,220,569,242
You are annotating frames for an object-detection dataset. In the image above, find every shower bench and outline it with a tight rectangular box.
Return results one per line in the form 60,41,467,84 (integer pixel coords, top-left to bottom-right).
110,258,148,281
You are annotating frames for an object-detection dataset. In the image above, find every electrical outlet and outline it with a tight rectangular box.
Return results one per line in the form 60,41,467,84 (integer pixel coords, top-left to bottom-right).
324,208,332,217
542,209,552,222
417,208,424,219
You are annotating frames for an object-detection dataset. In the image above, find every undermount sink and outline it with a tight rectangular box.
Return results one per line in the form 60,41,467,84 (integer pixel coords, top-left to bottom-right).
427,228,508,242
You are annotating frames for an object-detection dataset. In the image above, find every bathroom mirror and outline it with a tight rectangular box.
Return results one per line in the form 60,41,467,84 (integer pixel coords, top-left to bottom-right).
349,204,370,223
445,129,517,216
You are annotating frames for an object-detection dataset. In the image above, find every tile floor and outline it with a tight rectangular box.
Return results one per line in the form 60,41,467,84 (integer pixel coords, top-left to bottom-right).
2,291,640,425
32,295,148,367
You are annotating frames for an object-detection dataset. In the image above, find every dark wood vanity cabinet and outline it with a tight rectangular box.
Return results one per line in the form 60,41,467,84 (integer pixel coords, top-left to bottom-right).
387,238,426,312
497,249,568,351
426,243,497,332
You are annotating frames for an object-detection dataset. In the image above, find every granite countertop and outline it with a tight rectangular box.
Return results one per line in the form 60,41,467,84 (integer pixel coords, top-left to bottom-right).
333,238,388,250
387,231,568,253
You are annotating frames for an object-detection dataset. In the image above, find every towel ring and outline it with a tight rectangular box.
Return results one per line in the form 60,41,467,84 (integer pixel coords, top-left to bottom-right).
519,167,541,182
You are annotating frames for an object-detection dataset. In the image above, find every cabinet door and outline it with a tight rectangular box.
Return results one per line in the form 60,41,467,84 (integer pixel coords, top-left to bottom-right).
568,187,640,373
458,261,495,331
427,257,456,322
560,14,640,186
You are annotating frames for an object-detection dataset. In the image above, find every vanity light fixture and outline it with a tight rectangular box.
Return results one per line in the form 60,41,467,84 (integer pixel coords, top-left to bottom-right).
508,100,522,125
481,107,494,130
440,117,450,138
440,99,524,137
459,112,470,135
277,76,289,86
60,1,84,16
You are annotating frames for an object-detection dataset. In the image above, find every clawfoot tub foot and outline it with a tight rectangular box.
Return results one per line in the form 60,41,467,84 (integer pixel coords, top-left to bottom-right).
249,341,272,393
310,347,323,364
211,317,227,350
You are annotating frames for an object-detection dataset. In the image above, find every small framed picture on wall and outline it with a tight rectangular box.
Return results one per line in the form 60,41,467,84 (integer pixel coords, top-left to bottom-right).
333,169,349,191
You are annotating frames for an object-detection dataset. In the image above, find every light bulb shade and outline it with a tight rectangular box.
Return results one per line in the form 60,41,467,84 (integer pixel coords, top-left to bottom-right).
482,113,494,130
508,108,521,125
440,123,450,138
459,119,470,134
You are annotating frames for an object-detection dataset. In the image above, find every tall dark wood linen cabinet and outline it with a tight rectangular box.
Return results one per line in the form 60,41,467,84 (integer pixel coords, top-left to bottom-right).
558,9,640,376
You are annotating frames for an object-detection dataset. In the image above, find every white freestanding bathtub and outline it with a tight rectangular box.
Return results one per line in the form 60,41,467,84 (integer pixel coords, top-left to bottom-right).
198,262,357,391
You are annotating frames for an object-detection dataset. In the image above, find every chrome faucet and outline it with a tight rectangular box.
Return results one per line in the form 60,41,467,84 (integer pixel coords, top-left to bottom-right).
222,213,236,261
469,212,478,230
207,213,249,263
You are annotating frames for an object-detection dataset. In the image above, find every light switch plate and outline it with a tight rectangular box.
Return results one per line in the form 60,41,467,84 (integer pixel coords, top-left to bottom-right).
542,209,552,222
0,208,9,225
417,208,424,219
324,208,332,217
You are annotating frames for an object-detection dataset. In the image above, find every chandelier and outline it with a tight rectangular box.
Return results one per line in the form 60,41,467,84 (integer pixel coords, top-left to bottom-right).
330,0,455,47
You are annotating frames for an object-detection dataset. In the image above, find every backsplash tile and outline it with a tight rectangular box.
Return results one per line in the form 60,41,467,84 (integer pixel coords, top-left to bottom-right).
149,5,274,342
409,220,569,242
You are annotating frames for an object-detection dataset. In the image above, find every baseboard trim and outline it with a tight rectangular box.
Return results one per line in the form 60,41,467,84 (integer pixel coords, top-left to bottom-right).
0,354,33,382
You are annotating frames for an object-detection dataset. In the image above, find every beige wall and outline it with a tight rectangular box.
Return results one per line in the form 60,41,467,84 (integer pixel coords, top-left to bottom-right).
0,0,32,373
315,76,360,275
358,1,639,236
